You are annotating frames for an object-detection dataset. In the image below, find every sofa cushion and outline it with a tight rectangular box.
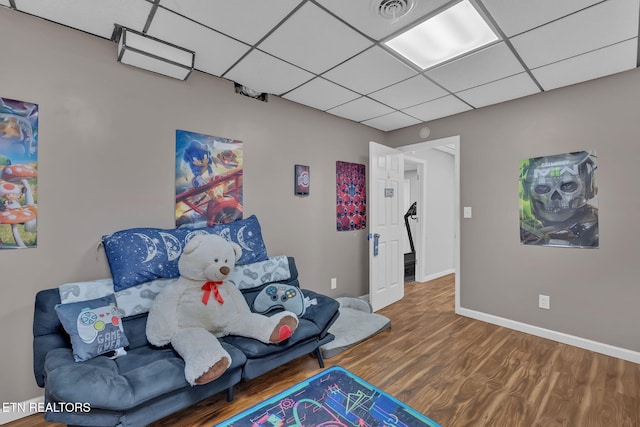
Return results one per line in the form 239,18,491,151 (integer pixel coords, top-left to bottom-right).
44,343,246,411
221,318,320,358
297,290,340,338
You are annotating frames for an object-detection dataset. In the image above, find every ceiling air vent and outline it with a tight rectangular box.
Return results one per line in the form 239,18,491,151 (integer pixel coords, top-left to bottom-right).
373,0,415,21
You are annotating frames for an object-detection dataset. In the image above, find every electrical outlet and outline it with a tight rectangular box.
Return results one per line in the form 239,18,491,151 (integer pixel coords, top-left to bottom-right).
331,278,337,290
538,294,550,310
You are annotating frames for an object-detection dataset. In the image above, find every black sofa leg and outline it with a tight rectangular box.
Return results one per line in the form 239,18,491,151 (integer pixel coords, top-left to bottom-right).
227,386,234,402
314,348,325,368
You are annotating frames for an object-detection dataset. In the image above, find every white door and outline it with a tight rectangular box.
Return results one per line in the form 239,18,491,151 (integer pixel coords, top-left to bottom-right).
369,141,404,312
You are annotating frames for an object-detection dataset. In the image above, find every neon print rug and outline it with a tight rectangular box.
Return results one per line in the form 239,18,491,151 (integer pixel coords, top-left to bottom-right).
217,366,441,427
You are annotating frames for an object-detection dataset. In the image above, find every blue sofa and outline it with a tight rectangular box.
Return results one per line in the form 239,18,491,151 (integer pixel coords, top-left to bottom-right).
33,257,339,427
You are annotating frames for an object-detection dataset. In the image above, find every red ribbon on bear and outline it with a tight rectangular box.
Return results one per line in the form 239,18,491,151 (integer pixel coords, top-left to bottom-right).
201,281,224,305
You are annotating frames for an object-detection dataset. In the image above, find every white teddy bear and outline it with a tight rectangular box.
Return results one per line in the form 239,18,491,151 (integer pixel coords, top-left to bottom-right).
146,234,299,385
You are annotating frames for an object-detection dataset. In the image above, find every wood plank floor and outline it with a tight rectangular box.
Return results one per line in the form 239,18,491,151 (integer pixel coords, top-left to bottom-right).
10,274,640,426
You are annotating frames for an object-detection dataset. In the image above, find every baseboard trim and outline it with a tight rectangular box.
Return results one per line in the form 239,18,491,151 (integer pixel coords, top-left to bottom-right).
0,395,44,425
419,268,455,283
456,307,640,364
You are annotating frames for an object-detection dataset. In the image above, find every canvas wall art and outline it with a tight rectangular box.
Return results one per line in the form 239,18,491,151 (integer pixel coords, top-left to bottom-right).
519,150,598,248
0,97,38,249
336,161,366,231
294,164,310,196
175,130,243,228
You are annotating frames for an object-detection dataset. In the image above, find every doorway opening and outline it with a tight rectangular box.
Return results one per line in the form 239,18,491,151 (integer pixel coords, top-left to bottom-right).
398,136,459,289
367,137,459,312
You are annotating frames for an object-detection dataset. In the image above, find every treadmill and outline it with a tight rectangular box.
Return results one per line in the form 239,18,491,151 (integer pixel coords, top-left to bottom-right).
404,202,417,280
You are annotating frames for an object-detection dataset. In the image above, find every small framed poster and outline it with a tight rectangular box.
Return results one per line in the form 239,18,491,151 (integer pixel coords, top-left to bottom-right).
294,164,310,195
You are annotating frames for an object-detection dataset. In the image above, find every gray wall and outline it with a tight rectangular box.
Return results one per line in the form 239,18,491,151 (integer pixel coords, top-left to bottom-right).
0,8,382,403
422,148,455,279
388,67,640,354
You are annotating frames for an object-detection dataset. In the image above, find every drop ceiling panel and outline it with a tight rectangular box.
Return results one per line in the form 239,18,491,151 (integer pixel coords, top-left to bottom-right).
404,96,472,122
259,3,372,74
283,77,360,111
157,0,302,45
13,0,152,38
6,0,640,132
147,8,250,77
482,0,603,37
323,46,417,95
456,73,540,108
511,0,640,69
362,111,421,131
532,39,638,91
327,97,395,122
224,49,314,95
369,75,447,110
316,0,451,41
426,42,526,93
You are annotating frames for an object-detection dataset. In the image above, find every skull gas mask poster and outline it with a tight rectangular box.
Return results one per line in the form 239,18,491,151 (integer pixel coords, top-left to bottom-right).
519,151,598,248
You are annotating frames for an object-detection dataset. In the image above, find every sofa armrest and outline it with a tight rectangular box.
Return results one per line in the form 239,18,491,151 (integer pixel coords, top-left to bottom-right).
33,289,68,388
300,290,340,339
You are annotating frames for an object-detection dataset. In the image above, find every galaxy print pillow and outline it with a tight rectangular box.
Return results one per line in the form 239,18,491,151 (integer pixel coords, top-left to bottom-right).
103,215,268,291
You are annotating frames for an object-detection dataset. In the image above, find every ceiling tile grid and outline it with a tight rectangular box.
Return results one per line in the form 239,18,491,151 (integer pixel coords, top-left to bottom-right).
532,38,639,91
258,2,373,75
510,0,640,70
13,0,152,38
4,0,640,131
481,0,603,37
369,75,448,110
456,72,540,108
362,111,422,132
147,8,251,77
157,0,303,45
316,0,452,41
224,49,314,95
326,96,395,123
404,95,473,122
322,46,418,95
425,42,526,93
283,77,361,111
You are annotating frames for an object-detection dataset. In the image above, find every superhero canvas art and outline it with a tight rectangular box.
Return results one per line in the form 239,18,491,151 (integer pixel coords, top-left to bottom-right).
175,130,243,228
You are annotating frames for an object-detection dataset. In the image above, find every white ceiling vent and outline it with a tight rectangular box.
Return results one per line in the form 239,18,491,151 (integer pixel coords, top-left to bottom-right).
373,0,415,21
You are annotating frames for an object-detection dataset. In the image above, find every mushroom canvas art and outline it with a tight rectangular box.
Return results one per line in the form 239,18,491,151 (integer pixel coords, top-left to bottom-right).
0,97,38,249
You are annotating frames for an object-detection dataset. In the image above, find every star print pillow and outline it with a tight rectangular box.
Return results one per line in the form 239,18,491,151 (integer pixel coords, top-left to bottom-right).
102,215,268,291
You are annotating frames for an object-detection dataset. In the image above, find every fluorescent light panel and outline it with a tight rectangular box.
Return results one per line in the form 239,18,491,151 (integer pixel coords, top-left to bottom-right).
117,27,194,80
385,0,499,70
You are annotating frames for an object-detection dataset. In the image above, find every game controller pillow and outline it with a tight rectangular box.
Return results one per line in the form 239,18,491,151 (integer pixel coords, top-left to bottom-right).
253,284,306,317
103,215,268,291
55,294,129,362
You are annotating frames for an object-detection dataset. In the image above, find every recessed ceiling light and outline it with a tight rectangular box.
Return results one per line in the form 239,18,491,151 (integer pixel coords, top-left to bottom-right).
384,0,499,70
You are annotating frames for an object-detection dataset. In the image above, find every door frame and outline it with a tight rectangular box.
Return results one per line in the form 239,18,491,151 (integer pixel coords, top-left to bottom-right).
397,136,460,309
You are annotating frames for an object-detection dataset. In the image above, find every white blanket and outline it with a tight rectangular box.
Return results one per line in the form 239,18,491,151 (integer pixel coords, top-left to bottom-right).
58,256,293,317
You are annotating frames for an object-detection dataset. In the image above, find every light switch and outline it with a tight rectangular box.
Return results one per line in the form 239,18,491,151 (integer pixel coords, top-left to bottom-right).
463,206,472,218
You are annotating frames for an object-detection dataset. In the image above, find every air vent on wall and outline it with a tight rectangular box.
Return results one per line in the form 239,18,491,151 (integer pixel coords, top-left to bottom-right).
234,83,268,102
